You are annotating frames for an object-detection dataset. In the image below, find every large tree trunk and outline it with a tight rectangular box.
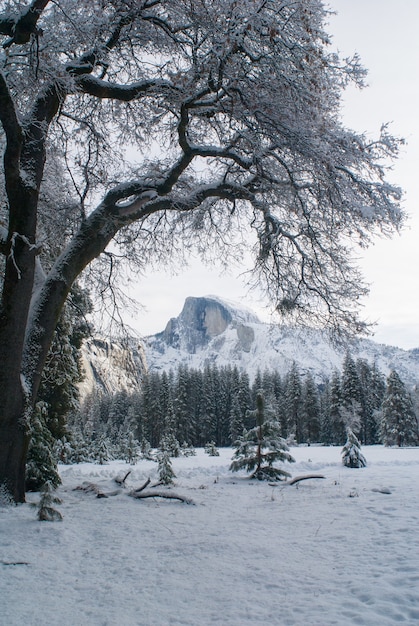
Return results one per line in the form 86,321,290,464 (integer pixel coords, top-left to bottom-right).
0,226,38,503
0,391,29,503
0,79,58,502
0,201,134,501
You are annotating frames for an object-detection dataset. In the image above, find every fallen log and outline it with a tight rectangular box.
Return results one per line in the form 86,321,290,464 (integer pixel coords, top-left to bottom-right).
128,490,194,505
287,474,326,485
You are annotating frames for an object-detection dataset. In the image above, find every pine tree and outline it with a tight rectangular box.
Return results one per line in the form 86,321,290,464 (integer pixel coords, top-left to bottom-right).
230,391,295,481
204,441,220,456
157,451,176,486
319,379,333,444
380,371,418,447
139,438,153,460
341,428,367,468
341,353,362,438
35,481,63,522
26,286,91,490
229,393,245,445
122,431,140,465
329,371,346,444
285,363,304,443
159,432,181,458
94,434,113,465
302,373,321,444
26,402,61,492
180,442,196,457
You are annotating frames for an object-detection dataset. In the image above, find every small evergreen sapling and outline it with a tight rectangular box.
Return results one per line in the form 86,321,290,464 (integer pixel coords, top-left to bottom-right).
181,442,196,457
157,451,176,485
230,391,295,480
140,438,153,460
35,481,63,521
204,441,220,456
121,431,140,465
341,428,367,468
159,432,181,458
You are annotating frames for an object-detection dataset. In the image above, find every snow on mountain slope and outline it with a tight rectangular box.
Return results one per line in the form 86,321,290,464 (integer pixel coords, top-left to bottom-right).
144,296,419,385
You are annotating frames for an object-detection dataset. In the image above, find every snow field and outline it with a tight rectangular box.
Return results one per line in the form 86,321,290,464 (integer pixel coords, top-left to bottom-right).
1,446,419,626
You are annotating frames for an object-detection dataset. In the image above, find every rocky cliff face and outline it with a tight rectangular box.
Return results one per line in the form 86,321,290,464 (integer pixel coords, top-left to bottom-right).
145,296,419,386
159,295,259,353
80,296,419,393
79,337,147,398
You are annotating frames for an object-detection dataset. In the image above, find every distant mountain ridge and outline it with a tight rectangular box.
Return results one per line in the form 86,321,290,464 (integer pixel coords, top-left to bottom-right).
144,296,419,386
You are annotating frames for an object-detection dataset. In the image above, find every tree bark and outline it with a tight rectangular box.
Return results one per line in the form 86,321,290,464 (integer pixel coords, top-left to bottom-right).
0,76,60,502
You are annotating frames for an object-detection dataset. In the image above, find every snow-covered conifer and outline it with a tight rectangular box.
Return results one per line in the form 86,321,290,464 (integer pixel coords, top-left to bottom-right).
157,451,176,486
121,431,140,465
159,432,181,458
380,371,418,447
204,441,220,457
181,442,196,457
26,402,61,492
35,481,63,522
230,391,295,480
341,428,367,468
93,435,113,465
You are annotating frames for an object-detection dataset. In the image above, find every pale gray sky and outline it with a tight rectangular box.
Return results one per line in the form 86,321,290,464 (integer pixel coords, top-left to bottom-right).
126,1,419,350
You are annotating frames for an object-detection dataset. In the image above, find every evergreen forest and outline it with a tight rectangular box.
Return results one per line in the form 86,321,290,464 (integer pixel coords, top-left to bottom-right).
62,353,418,467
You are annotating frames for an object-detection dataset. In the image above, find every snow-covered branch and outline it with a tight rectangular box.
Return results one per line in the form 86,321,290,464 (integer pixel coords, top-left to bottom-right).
0,0,49,48
75,75,176,101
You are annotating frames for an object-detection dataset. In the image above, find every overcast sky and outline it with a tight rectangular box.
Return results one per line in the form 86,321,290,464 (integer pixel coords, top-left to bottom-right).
125,0,419,350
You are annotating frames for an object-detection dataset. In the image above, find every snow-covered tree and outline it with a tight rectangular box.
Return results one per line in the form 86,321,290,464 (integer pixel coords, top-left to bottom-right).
204,441,220,457
230,391,295,480
26,401,61,492
157,451,176,486
380,371,418,447
35,481,63,522
180,442,196,457
341,428,367,468
139,438,153,461
121,431,140,465
302,373,321,444
285,362,304,443
93,435,113,465
159,432,181,458
0,0,404,501
328,371,346,444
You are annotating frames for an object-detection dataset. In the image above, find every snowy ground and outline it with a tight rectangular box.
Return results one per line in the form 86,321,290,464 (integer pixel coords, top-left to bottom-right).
1,446,419,626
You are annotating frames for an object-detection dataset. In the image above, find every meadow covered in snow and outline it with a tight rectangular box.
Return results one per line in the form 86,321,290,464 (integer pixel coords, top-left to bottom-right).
1,446,419,626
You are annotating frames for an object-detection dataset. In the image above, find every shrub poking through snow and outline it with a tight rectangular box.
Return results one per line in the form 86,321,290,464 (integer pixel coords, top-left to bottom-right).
230,390,295,480
341,428,367,468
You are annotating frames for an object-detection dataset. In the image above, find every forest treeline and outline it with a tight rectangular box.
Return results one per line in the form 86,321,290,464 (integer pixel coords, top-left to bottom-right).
66,354,418,463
